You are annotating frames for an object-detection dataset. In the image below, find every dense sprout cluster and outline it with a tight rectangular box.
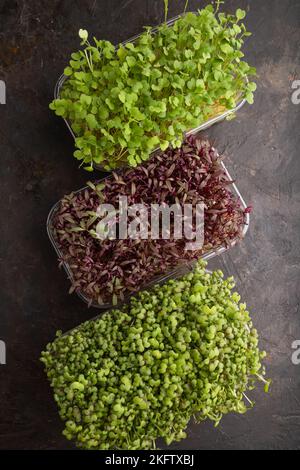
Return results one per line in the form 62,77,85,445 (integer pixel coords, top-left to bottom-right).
50,6,256,170
51,136,249,306
41,262,269,450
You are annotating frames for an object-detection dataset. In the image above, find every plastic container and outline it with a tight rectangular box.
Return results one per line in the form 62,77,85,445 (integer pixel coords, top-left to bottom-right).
54,13,247,170
46,161,250,310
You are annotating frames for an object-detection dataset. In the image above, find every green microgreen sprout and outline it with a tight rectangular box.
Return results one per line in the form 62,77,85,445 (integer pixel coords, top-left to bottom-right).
50,2,257,170
41,261,269,450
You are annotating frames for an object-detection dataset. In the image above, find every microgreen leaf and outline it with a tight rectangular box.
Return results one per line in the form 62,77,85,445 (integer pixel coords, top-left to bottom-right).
220,43,234,54
79,29,88,41
236,9,246,20
86,114,98,130
160,140,169,151
245,92,254,104
118,91,126,103
248,82,257,92
64,67,73,76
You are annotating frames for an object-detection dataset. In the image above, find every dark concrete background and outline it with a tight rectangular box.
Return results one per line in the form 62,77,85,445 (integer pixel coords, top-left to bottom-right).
0,0,299,450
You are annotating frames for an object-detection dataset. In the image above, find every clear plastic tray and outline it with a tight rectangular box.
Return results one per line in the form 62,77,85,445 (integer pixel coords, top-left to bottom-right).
54,13,247,171
46,161,250,310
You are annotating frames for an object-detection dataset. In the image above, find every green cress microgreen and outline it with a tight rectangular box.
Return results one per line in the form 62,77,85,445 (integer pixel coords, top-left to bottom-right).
41,261,270,450
50,2,257,170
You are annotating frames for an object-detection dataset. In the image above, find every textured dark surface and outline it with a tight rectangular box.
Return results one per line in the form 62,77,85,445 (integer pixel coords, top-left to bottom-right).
0,0,300,450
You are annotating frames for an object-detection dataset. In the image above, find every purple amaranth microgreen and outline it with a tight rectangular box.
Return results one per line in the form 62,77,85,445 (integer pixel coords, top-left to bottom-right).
51,136,249,306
